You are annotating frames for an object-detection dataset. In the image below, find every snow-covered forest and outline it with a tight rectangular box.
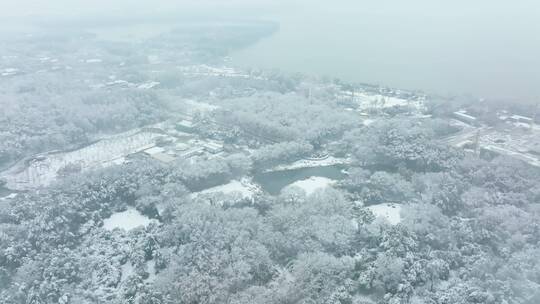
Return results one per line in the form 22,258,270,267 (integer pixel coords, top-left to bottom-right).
1,5,540,304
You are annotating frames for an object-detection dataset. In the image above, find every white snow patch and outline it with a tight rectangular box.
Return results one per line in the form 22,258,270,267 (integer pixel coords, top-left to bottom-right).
268,156,351,172
363,118,375,126
366,203,402,225
145,259,156,283
1,68,18,76
119,259,156,283
284,176,336,196
196,178,259,199
0,193,17,201
120,262,135,282
144,146,165,155
183,99,220,112
137,81,160,89
103,208,153,231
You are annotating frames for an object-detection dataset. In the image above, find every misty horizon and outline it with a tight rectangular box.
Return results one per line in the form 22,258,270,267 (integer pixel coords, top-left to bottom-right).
2,0,539,99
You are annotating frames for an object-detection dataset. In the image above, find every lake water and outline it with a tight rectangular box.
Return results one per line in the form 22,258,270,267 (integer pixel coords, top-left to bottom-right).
231,1,540,100
254,165,346,195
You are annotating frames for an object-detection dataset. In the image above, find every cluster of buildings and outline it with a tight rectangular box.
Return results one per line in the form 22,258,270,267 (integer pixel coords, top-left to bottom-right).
140,118,225,164
0,116,228,190
450,109,540,168
335,85,426,115
1,54,79,77
453,109,537,129
453,110,478,126
141,139,224,164
1,68,19,77
178,64,252,79
498,111,536,128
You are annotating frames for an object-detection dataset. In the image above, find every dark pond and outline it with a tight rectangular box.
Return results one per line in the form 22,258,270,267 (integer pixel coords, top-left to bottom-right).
0,185,14,197
253,165,346,195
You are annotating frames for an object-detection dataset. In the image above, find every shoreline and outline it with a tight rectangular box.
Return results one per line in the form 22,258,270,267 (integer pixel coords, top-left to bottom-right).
265,156,352,173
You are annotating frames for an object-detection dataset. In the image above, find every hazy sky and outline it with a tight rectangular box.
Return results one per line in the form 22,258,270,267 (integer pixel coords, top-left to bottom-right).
3,0,537,16
0,0,281,18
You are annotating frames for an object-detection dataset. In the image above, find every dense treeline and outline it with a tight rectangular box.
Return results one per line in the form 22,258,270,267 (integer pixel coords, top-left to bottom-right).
213,93,359,147
342,119,463,172
1,117,539,304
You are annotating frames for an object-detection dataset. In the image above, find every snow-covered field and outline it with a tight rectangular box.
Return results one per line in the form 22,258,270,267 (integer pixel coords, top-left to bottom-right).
284,176,336,195
1,131,161,190
103,208,154,231
193,178,261,201
267,156,350,172
366,203,402,225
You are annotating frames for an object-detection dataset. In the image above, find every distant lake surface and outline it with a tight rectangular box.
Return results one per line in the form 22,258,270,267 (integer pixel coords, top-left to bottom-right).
231,1,540,100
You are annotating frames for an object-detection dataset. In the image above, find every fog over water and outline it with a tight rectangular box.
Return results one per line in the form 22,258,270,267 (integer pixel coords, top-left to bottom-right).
230,0,540,99
3,0,539,99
